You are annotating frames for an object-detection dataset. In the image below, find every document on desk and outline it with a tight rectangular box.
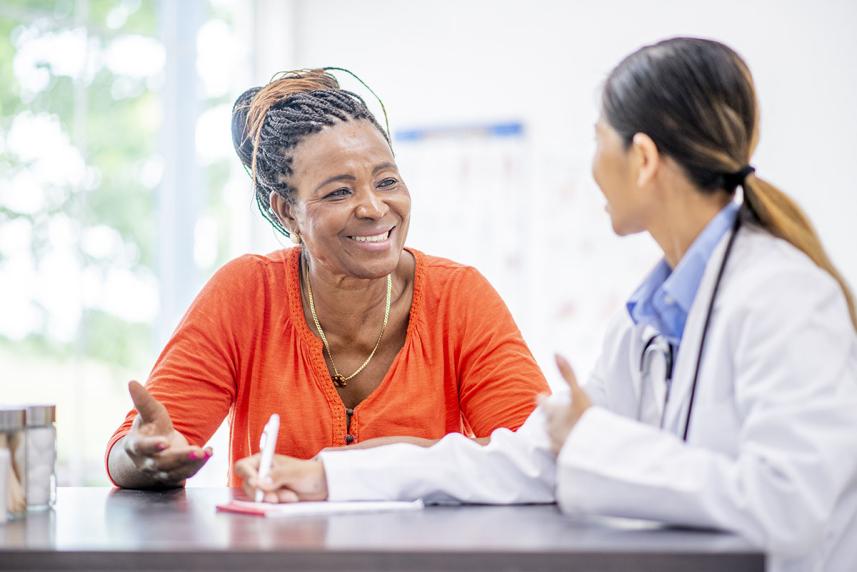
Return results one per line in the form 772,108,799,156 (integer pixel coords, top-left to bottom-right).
216,499,424,518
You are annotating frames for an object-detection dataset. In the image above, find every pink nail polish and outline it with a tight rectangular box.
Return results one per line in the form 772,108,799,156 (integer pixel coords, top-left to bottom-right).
188,451,200,460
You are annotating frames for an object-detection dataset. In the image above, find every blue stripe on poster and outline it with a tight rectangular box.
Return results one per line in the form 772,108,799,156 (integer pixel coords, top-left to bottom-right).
395,121,524,142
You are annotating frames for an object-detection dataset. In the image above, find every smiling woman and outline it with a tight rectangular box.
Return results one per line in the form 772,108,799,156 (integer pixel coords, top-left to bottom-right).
104,69,549,490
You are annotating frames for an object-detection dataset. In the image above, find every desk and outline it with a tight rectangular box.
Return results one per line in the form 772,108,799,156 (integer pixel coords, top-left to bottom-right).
1,487,764,571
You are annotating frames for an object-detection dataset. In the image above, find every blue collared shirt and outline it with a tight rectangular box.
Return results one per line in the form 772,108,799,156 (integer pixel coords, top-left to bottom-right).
626,201,739,346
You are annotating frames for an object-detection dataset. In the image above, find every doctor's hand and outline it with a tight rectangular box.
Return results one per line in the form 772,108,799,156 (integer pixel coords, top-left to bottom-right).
120,381,212,486
234,453,328,503
540,354,593,454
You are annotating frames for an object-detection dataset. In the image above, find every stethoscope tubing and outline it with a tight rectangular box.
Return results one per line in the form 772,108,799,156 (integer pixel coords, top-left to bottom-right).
636,214,742,441
681,214,742,441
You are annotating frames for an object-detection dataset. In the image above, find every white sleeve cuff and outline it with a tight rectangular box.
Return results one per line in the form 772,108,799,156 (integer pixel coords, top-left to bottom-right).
559,406,620,470
319,444,427,502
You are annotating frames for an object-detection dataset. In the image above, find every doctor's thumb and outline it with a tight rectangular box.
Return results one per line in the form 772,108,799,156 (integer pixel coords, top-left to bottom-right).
553,353,579,390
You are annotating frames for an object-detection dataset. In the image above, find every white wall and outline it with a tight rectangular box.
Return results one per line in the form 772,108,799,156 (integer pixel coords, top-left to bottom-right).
239,0,857,386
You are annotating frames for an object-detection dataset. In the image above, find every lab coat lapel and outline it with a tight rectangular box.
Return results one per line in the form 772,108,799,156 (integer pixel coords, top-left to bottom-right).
661,232,732,435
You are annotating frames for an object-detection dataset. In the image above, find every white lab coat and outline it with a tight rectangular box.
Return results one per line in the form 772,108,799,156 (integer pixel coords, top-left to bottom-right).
318,224,857,572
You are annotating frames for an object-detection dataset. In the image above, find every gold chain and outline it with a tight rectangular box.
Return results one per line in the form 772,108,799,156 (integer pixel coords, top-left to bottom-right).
303,256,392,388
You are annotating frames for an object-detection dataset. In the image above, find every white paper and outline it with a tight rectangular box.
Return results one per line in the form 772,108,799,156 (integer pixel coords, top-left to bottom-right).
227,498,424,517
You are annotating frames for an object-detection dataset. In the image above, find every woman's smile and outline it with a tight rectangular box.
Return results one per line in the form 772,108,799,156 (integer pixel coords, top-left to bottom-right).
345,226,396,251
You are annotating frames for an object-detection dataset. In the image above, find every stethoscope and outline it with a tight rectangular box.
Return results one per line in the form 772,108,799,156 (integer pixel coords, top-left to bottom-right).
638,213,742,441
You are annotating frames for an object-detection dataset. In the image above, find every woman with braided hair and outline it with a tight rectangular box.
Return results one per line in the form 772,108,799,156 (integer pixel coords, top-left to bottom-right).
234,41,857,571
105,69,548,490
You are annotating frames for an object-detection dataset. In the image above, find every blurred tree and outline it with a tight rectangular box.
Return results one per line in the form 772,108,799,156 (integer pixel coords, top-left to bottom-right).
0,0,161,369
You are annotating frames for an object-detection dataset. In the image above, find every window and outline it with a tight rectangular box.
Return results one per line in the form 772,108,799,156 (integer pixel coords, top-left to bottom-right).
1,0,244,486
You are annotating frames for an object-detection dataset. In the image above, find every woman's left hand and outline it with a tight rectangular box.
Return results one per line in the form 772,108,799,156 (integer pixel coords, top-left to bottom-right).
540,353,593,454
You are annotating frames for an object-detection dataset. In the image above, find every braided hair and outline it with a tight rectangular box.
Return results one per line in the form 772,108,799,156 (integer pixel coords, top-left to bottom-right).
231,69,390,237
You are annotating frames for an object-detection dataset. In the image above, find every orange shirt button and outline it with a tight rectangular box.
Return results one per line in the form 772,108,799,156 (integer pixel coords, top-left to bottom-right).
345,435,355,445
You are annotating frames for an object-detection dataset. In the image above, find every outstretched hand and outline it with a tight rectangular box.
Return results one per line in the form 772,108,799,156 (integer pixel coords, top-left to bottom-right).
539,353,593,454
122,381,212,486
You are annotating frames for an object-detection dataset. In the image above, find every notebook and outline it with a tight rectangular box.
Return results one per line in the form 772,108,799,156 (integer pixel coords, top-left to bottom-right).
216,498,424,517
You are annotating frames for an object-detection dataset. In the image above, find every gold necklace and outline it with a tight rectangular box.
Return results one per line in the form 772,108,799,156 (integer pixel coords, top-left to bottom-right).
303,257,392,388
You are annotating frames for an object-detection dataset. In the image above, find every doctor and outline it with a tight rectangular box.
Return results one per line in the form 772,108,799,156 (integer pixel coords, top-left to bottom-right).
234,37,857,572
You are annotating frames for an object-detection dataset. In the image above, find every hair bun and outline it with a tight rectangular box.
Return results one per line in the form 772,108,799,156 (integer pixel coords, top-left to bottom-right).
231,86,262,167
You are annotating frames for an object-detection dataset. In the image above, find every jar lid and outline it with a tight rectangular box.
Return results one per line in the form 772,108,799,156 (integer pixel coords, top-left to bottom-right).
0,408,26,431
25,404,56,427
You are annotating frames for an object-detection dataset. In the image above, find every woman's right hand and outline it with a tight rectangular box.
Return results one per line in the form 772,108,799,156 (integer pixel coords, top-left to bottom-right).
234,453,328,503
119,381,212,487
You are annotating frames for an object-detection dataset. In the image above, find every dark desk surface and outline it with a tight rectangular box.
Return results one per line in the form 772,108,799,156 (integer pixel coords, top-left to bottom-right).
0,487,764,571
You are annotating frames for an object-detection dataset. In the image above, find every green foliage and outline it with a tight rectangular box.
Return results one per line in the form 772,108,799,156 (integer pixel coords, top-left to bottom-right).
0,16,23,121
80,307,151,367
1,0,236,370
0,0,159,368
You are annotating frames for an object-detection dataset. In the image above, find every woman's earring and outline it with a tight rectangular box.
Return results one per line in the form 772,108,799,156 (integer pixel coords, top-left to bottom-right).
290,232,301,245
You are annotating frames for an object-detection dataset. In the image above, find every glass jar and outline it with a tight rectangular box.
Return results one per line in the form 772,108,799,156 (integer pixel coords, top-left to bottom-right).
0,447,8,523
0,407,27,519
25,404,56,510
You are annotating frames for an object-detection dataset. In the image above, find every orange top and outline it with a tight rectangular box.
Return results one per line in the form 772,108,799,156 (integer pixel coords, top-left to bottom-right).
106,247,548,486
